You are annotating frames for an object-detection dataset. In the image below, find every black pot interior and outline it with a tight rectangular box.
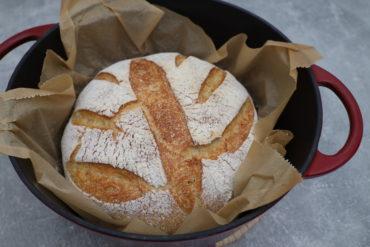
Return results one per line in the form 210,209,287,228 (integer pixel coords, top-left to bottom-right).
7,0,322,243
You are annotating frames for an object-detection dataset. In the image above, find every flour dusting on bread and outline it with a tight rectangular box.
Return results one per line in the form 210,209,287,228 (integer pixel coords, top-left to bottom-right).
61,52,256,233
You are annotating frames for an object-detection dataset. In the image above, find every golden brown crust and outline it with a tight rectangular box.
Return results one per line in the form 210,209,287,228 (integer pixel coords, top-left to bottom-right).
68,143,152,203
71,101,140,135
96,72,119,83
184,98,255,160
129,58,202,213
175,54,187,67
72,110,120,131
197,67,226,103
67,161,151,203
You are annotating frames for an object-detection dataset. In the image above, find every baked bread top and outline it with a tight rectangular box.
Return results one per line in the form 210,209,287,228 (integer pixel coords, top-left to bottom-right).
61,53,256,233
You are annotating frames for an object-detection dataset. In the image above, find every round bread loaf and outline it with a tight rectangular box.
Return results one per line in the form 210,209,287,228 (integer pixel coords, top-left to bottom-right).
61,53,256,233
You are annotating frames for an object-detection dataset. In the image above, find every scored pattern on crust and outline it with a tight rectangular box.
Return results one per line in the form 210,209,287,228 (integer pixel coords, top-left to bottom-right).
146,53,249,146
71,101,140,133
197,67,226,103
95,72,119,84
183,98,254,160
62,53,255,233
175,54,187,67
71,106,167,188
129,59,203,214
74,79,136,117
67,161,152,203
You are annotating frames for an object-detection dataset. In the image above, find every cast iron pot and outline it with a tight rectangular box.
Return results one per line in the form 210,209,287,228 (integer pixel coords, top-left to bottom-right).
0,0,363,246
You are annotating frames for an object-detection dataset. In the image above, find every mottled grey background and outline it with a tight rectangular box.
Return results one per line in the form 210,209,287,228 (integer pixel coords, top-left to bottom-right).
0,0,369,246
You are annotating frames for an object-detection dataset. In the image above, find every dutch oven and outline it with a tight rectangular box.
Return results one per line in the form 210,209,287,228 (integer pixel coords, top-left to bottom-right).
0,0,363,246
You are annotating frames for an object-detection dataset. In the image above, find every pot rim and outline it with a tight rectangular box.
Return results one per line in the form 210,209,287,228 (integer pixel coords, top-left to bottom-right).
7,0,322,242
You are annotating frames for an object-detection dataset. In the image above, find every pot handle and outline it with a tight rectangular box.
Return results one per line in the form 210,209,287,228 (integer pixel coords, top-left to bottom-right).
304,65,363,178
0,24,55,60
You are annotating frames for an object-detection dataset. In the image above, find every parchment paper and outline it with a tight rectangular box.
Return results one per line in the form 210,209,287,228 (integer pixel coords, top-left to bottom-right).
0,0,321,235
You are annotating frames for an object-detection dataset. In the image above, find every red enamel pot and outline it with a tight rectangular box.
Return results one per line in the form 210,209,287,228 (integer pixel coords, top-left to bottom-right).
0,0,363,246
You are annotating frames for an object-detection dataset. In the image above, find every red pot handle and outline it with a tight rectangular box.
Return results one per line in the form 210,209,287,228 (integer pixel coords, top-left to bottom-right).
304,65,363,178
0,24,56,60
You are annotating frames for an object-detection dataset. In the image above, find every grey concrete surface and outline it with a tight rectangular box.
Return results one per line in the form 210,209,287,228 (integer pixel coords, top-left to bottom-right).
0,0,369,246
